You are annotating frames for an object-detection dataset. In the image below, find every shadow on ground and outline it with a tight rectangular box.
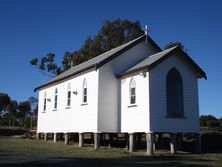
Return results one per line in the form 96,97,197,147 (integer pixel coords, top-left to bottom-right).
0,153,214,167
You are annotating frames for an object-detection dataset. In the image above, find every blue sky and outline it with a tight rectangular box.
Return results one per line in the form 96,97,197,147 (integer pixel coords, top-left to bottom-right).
0,0,221,118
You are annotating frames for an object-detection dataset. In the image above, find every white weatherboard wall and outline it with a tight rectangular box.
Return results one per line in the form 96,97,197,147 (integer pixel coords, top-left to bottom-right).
97,41,155,133
37,70,99,133
149,54,200,133
121,73,150,133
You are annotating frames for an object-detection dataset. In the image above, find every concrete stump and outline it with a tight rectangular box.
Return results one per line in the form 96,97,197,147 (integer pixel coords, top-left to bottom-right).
64,133,69,145
170,133,177,154
54,133,57,143
146,133,154,155
79,133,84,147
36,132,39,140
94,133,100,149
44,133,48,141
129,133,134,152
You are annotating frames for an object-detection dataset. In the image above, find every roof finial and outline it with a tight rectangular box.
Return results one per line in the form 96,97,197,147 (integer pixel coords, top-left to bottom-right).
145,25,148,35
70,61,73,68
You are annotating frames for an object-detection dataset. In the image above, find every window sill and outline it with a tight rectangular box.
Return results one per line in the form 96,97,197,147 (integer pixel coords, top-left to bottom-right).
81,103,88,106
165,116,187,119
127,104,137,108
65,106,71,109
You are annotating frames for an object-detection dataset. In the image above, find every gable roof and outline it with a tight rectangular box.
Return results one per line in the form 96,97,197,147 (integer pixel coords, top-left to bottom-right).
118,46,207,79
34,35,161,92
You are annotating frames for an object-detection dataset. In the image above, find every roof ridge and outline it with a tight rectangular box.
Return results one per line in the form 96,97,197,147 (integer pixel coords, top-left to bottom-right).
34,35,147,91
49,35,146,77
118,45,206,79
70,35,146,69
148,46,178,58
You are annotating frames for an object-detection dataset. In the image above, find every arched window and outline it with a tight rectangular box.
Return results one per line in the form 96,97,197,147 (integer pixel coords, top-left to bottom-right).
67,83,71,107
129,77,136,104
54,88,58,109
43,92,47,111
166,68,183,117
83,79,87,103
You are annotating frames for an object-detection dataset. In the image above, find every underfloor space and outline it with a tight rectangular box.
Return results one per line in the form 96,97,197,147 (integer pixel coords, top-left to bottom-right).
36,132,201,155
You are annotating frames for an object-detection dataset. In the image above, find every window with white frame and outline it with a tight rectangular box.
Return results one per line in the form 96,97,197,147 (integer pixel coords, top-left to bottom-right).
83,78,87,103
129,77,136,104
54,88,58,109
43,92,47,111
67,83,71,107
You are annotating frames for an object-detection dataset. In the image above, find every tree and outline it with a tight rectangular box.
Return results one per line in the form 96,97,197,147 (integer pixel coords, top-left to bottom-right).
219,117,222,128
17,101,31,127
7,100,18,127
200,115,219,127
30,19,144,77
0,93,11,116
164,41,185,51
28,97,38,116
30,53,61,77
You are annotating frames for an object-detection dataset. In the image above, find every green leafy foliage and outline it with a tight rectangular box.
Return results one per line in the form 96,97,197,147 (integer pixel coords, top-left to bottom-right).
30,57,38,65
18,101,31,117
0,93,10,108
219,117,222,127
17,101,31,127
28,97,38,116
164,41,185,50
30,53,61,77
7,100,18,127
0,93,11,116
0,92,38,127
200,115,220,127
30,19,144,77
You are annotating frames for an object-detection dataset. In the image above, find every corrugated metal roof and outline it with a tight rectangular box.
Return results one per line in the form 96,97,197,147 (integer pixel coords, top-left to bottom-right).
34,35,148,91
126,46,177,73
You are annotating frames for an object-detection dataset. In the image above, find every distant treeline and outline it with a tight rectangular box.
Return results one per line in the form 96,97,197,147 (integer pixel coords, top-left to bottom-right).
1,90,220,129
0,92,38,128
200,115,222,127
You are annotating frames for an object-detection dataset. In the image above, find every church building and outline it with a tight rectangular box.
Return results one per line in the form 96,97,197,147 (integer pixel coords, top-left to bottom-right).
34,31,206,155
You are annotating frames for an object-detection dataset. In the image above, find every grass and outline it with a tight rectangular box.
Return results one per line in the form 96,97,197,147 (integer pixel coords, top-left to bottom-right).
0,137,222,167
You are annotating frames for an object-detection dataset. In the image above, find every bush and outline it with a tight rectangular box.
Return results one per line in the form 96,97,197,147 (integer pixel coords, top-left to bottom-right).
200,115,220,127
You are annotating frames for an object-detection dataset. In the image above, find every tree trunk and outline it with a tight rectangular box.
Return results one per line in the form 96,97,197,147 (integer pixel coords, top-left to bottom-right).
12,115,15,127
8,113,11,127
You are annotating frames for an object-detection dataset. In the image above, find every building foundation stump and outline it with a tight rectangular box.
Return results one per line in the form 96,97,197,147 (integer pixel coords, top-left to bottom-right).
53,133,57,143
146,133,154,155
79,133,84,147
94,133,101,149
170,133,177,154
129,133,134,152
64,133,69,145
36,132,39,140
44,133,48,141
